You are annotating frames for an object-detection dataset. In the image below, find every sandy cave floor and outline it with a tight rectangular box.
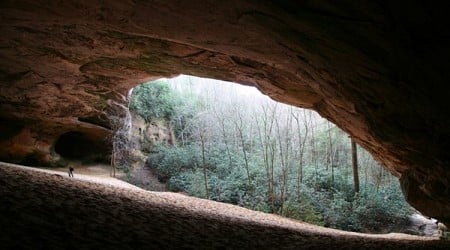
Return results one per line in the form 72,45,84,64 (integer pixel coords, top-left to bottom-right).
0,162,449,249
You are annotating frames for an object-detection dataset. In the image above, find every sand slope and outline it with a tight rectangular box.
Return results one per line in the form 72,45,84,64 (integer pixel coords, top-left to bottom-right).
1,162,449,249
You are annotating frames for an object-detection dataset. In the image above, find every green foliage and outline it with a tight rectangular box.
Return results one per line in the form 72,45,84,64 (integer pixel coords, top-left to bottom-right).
130,80,176,121
128,75,416,234
352,183,413,233
323,191,361,231
146,145,200,182
301,168,413,232
170,170,209,198
282,197,325,226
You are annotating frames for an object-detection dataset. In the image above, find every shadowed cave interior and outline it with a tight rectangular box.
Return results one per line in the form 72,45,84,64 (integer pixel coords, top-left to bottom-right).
54,131,110,163
1,0,450,248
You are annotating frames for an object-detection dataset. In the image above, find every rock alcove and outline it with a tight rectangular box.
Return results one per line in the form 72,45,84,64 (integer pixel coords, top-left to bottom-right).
0,0,449,228
54,131,110,163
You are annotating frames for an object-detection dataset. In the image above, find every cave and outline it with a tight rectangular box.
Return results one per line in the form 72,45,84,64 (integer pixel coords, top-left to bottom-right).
54,131,110,163
1,0,450,248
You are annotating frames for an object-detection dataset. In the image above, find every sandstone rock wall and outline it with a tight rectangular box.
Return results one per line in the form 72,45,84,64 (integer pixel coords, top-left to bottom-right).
1,0,449,224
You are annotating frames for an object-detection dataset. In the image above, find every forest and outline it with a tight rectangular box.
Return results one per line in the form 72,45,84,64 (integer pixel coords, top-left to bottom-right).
122,75,415,233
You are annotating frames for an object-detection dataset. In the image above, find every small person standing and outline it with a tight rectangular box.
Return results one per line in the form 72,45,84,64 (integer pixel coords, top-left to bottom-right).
68,167,74,178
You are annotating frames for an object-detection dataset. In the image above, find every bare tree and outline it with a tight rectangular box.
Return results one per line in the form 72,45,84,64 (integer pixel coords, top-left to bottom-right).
275,107,293,215
215,109,234,169
309,112,319,183
199,128,210,199
233,108,252,188
106,96,133,177
351,138,360,193
326,123,335,187
292,109,310,199
255,102,278,213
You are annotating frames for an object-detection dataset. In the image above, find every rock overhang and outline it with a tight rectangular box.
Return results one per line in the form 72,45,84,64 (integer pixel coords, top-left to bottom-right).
0,0,449,225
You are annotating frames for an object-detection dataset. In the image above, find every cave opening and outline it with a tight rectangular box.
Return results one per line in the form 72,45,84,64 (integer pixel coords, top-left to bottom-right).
54,131,110,163
0,1,449,246
122,75,431,235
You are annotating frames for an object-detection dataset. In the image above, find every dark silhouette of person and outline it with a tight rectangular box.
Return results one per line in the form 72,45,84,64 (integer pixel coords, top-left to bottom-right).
68,167,74,178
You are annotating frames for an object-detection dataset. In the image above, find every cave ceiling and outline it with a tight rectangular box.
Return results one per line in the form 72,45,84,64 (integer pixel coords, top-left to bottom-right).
1,0,450,224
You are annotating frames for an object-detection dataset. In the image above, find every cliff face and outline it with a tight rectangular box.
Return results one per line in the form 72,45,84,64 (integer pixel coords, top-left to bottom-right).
131,114,174,152
1,1,450,224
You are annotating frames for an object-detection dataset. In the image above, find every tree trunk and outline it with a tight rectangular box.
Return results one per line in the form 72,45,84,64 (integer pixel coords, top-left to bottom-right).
351,138,360,193
292,109,309,200
235,113,251,188
219,116,233,169
310,113,318,184
254,103,277,213
200,133,209,199
327,123,334,186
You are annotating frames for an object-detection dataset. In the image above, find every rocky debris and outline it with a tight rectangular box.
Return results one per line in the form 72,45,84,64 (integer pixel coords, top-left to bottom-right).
404,214,439,237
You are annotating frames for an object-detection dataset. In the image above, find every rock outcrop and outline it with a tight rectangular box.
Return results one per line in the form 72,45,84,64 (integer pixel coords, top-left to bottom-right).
2,162,450,249
1,1,450,225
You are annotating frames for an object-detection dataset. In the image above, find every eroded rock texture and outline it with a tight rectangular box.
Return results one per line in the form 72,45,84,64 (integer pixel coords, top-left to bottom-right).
2,163,450,249
1,1,450,224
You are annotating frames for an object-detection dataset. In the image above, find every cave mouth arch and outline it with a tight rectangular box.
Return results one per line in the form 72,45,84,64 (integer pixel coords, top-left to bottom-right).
127,75,428,234
54,131,110,163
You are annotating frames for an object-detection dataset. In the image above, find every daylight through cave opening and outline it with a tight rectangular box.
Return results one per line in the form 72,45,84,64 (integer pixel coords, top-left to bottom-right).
121,75,423,234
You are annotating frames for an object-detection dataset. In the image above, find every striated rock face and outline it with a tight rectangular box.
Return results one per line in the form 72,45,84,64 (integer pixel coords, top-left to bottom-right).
131,115,174,152
1,1,450,225
2,163,450,249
